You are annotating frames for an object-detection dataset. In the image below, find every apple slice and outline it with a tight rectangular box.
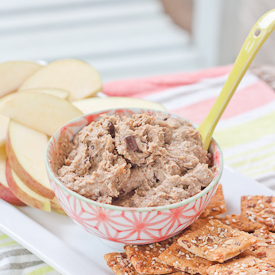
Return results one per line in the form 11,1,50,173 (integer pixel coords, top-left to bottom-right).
72,96,166,114
0,61,42,97
51,196,67,215
0,88,69,110
18,88,70,99
0,92,83,136
18,59,102,100
0,93,16,108
0,146,25,206
6,120,54,199
0,86,71,147
6,159,51,211
0,115,9,147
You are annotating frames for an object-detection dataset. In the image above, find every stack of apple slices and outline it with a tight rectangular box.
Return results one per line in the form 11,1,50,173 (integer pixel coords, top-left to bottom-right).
0,59,165,214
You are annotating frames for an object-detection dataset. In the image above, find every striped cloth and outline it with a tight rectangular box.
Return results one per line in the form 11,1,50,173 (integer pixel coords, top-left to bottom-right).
1,65,274,274
0,234,58,275
104,65,275,189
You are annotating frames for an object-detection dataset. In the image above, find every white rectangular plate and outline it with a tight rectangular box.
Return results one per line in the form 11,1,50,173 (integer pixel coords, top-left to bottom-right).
0,165,274,275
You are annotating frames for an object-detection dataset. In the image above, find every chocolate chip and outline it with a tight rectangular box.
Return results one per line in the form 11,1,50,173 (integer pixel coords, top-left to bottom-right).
108,122,115,138
247,203,256,208
153,172,159,182
125,135,140,152
90,145,94,150
185,267,189,272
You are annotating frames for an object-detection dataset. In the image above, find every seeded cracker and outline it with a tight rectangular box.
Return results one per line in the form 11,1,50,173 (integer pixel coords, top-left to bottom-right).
104,252,143,275
240,228,275,266
124,236,179,274
178,219,258,263
207,256,275,275
200,184,226,218
218,214,242,230
188,218,211,231
104,252,188,275
171,273,189,275
253,228,275,249
158,232,214,275
187,215,241,232
240,195,275,232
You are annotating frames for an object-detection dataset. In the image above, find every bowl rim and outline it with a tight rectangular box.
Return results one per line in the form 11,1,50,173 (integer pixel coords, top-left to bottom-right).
45,108,224,213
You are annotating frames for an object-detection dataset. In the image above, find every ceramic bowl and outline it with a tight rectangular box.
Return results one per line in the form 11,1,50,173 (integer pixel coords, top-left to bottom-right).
45,108,223,244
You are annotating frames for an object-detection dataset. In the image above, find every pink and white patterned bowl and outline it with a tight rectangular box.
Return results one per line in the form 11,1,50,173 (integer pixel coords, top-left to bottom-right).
45,108,223,244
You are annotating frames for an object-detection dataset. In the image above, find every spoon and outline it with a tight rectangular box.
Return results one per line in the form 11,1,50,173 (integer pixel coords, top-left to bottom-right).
198,9,275,151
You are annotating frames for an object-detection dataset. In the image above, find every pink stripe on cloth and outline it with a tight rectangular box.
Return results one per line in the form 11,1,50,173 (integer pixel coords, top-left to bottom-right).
169,80,275,125
103,65,233,98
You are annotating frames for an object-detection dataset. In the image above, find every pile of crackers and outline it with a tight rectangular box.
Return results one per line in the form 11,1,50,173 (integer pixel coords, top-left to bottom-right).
104,185,275,274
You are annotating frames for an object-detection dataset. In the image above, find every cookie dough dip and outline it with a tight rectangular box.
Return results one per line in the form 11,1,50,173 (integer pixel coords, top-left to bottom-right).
57,112,216,207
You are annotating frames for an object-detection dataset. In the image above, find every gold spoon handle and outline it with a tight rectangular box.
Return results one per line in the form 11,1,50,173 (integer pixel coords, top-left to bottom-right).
198,9,275,150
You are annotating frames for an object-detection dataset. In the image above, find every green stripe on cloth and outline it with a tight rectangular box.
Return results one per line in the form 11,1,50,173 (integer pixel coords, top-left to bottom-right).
241,158,275,173
26,265,55,275
0,235,9,241
246,164,275,177
228,150,275,168
0,241,17,248
224,141,275,161
214,111,275,149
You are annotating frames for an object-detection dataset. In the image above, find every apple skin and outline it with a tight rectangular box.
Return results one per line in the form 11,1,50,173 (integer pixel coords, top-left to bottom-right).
6,133,55,199
0,181,26,206
6,159,51,212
